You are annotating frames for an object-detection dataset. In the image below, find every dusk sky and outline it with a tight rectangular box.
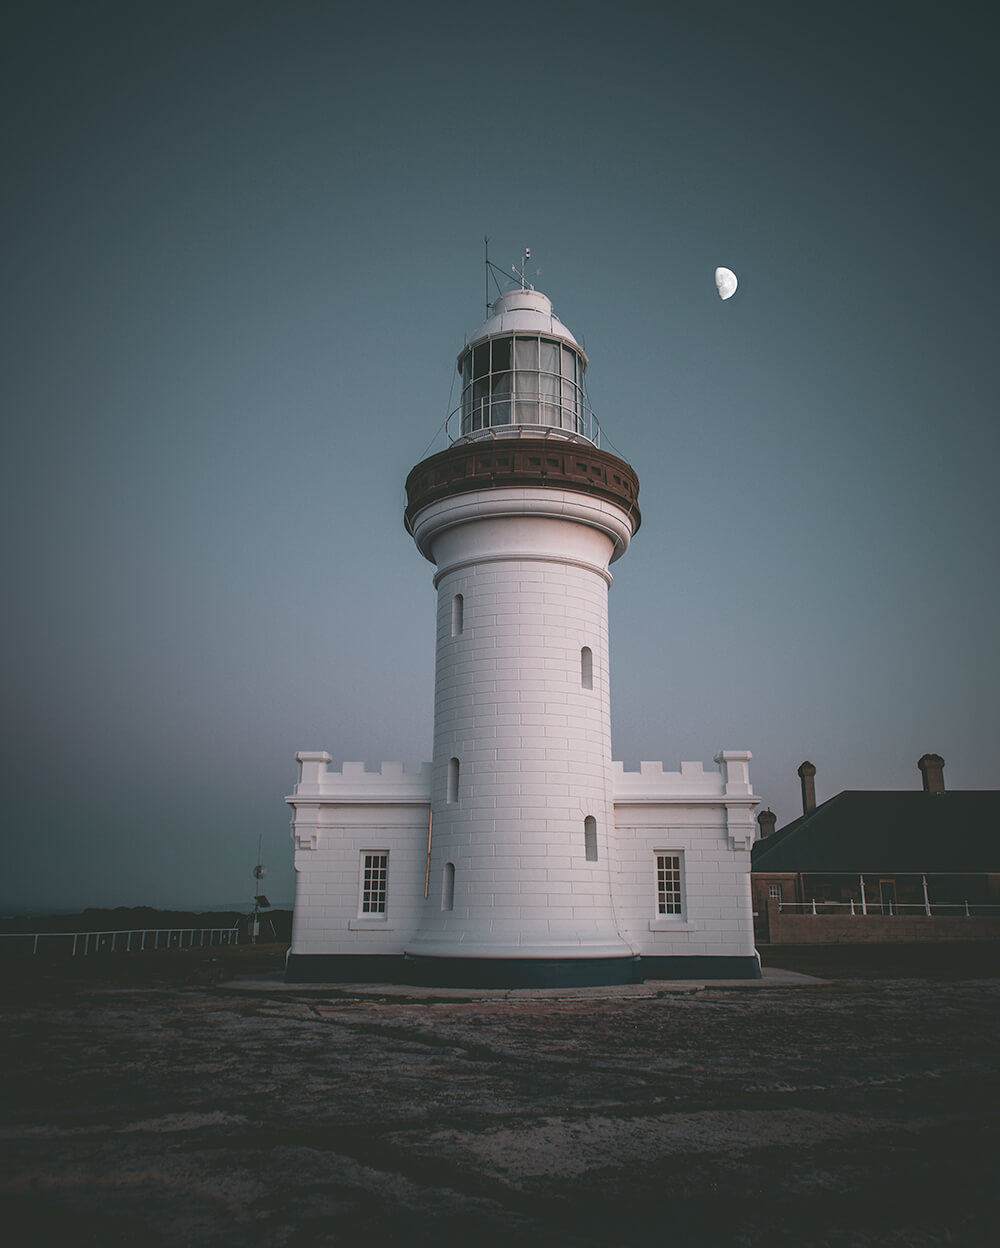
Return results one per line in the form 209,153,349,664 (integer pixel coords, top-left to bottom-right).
3,1,996,912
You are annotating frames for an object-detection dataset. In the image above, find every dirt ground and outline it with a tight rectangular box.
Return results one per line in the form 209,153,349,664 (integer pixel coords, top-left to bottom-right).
2,947,998,1247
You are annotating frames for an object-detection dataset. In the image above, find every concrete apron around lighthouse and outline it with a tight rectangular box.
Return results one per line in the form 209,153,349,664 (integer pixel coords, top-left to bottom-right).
403,443,642,987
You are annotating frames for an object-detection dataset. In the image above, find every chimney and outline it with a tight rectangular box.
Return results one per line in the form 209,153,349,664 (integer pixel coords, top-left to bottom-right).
918,753,945,794
757,808,777,839
797,760,817,814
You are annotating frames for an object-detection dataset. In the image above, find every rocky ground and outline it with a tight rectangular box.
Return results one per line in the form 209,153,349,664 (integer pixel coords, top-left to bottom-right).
2,948,998,1246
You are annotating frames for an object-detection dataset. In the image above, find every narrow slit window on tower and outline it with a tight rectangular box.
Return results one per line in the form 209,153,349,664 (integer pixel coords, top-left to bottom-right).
447,757,460,804
451,593,464,636
581,646,593,689
584,816,598,862
360,852,388,915
442,862,455,911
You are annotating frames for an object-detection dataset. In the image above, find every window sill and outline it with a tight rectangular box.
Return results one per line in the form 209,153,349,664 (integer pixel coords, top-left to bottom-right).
648,918,697,932
348,917,394,931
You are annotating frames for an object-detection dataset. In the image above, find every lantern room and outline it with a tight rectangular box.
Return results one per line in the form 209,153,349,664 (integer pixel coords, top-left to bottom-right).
456,288,593,443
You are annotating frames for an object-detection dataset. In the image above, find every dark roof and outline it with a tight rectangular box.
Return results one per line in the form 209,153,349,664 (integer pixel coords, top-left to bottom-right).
751,791,999,875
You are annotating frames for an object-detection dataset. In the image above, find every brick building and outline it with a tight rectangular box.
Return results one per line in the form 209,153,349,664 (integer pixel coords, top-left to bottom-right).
752,755,1000,943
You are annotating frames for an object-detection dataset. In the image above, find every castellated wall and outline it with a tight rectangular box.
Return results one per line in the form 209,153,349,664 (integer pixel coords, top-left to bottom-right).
612,756,757,962
287,753,757,965
288,757,431,957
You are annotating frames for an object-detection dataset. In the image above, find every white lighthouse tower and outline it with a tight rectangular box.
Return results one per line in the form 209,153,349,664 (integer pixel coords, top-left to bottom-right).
402,285,641,985
284,272,761,987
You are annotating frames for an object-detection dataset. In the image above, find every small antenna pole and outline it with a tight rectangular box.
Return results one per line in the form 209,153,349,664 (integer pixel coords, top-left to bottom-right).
251,834,267,945
484,236,490,315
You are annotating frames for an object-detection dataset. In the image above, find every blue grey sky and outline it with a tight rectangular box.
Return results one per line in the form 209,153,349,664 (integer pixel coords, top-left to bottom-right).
2,1,996,912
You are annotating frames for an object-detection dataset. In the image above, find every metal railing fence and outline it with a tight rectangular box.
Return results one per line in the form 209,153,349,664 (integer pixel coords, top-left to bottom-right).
1,926,240,957
775,901,1000,918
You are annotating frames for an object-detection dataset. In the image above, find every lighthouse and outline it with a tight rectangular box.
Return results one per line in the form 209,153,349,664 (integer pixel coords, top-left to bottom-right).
402,285,640,985
285,273,761,987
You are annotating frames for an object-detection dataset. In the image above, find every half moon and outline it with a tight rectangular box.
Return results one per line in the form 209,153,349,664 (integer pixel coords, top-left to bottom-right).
715,267,738,300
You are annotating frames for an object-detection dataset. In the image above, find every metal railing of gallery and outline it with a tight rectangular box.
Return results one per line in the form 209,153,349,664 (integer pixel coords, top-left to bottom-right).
446,403,604,447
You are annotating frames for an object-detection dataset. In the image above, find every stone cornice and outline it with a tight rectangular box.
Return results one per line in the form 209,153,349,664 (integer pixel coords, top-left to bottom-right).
405,438,640,534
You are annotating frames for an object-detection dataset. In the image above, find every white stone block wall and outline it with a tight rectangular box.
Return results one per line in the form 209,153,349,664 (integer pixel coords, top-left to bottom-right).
287,752,757,966
287,756,430,957
612,755,757,960
412,554,624,956
402,486,639,961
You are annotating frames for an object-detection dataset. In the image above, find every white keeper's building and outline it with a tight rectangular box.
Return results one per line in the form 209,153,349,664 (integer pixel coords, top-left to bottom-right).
285,283,760,986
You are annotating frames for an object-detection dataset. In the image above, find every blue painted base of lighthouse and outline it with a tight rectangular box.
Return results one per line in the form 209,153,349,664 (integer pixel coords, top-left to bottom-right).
641,954,762,981
285,953,761,986
405,954,641,989
285,954,408,983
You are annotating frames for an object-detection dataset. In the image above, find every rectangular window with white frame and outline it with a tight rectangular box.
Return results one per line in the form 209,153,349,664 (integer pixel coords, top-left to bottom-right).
360,851,389,916
655,852,684,916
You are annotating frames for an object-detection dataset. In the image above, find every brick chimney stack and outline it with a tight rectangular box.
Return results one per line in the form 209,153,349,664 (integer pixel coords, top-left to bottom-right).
757,808,777,839
918,753,945,794
797,760,817,814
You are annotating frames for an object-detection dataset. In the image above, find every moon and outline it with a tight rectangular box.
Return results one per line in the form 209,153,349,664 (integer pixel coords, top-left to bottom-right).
715,267,738,300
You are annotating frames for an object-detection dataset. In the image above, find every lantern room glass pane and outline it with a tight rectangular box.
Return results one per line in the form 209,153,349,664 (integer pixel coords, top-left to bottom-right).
539,339,560,374
516,370,538,400
491,336,512,371
561,345,576,378
562,380,581,427
514,336,538,370
539,371,559,425
491,370,511,399
473,343,489,379
472,378,488,430
490,371,511,425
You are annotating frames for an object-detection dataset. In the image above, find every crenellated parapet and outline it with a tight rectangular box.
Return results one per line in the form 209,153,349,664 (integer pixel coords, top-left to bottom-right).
613,751,757,851
290,753,433,801
287,756,432,852
613,752,752,801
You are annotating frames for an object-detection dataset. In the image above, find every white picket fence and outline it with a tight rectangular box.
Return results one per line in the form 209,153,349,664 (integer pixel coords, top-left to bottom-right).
1,927,240,957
